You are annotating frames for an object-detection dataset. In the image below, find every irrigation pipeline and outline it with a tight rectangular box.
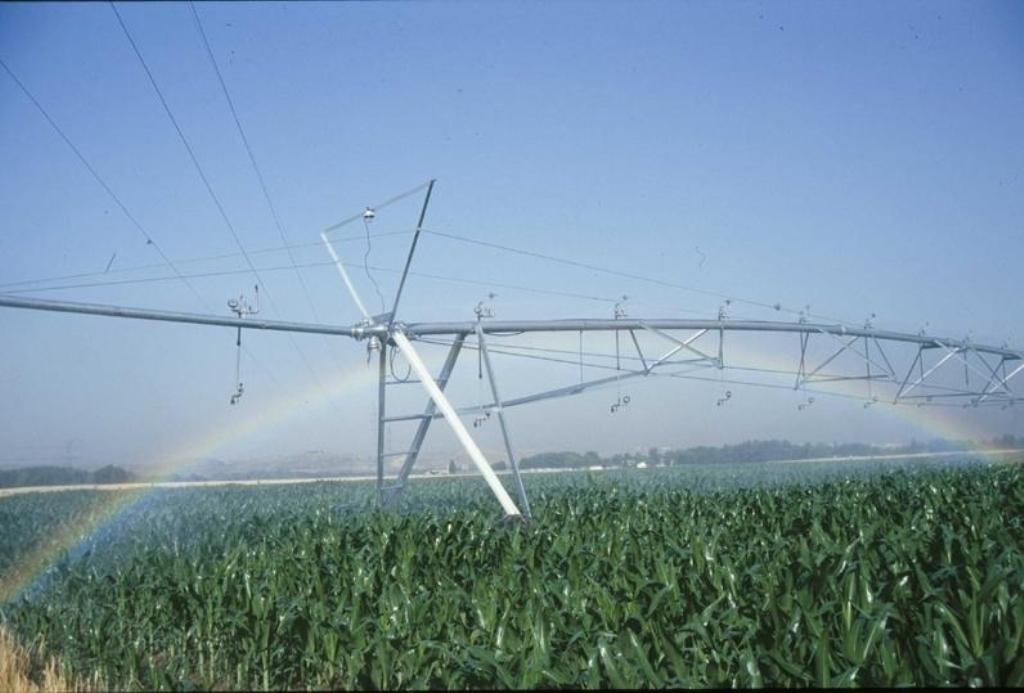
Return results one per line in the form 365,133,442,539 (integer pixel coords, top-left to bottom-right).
1,294,1021,361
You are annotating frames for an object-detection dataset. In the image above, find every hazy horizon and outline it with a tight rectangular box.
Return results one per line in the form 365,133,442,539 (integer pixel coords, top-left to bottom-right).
2,1,1022,473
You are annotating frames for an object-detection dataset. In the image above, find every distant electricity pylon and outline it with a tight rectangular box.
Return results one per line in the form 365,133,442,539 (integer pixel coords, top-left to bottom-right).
1,181,1021,517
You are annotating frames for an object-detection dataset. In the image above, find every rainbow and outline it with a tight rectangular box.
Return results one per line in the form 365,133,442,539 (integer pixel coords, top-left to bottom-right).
1,341,1018,605
142,360,382,481
0,360,381,604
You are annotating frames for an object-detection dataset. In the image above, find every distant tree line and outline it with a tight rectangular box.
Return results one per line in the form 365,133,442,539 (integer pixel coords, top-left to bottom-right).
657,438,963,467
519,451,603,470
3,434,1019,487
0,464,137,489
517,435,1022,470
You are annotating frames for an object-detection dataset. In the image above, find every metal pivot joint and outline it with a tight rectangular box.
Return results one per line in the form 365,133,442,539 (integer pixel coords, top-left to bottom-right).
319,181,524,517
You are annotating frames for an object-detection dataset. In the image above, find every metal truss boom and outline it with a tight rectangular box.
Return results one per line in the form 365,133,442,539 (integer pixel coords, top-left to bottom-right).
2,293,1021,514
3,295,1017,362
7,181,1019,519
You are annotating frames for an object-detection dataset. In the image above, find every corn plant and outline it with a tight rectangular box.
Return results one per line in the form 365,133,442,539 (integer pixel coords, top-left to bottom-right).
1,457,1021,689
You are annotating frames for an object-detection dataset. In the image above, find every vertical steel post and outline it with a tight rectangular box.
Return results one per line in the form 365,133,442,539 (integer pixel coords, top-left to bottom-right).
375,341,388,507
865,335,873,401
476,325,531,518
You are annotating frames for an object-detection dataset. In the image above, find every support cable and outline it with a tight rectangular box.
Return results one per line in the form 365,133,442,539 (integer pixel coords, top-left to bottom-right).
189,1,352,376
0,230,416,292
0,50,288,400
110,2,264,286
188,2,330,330
112,1,339,408
0,49,1001,352
425,229,861,329
362,215,387,315
0,260,625,315
389,345,413,382
0,56,210,313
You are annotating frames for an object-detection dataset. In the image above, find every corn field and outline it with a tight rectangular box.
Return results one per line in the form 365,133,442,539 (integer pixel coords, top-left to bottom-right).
1,456,1022,689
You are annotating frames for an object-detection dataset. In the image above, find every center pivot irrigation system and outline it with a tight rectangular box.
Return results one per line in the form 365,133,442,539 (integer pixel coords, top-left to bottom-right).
2,180,1022,519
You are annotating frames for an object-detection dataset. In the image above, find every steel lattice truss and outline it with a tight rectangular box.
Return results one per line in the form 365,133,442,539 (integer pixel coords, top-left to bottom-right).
2,294,1020,517
397,317,1023,409
2,182,1020,517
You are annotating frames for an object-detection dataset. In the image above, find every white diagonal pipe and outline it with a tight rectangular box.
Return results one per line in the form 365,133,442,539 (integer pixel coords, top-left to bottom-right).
391,330,521,517
320,230,371,320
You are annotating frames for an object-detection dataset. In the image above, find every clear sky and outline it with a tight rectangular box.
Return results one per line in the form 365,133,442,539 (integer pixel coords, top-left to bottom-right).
1,1,1022,473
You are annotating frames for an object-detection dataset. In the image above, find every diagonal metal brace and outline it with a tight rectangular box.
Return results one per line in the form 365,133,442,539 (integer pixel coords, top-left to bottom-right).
390,329,522,517
383,333,466,510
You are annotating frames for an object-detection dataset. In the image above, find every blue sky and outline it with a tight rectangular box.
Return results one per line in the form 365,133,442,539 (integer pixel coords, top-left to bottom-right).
1,1,1022,472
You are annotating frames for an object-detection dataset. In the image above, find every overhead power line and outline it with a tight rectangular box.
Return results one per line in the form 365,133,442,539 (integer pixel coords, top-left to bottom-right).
188,1,322,325
0,48,865,335
0,56,212,313
424,229,860,328
0,260,626,313
0,229,416,292
110,2,265,294
111,1,339,409
2,215,852,325
189,1,352,375
0,49,284,394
